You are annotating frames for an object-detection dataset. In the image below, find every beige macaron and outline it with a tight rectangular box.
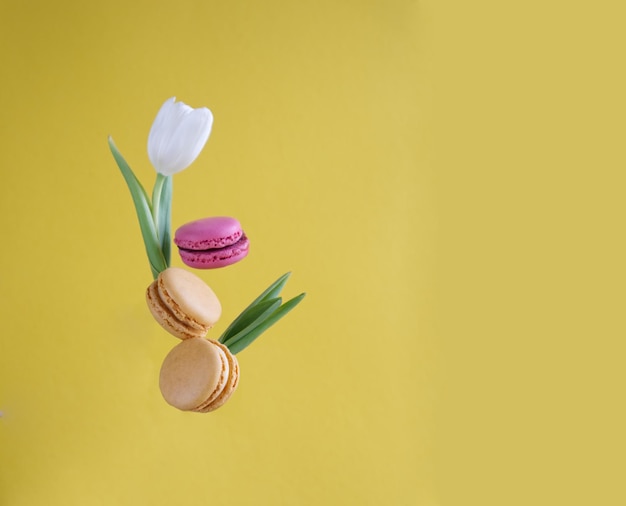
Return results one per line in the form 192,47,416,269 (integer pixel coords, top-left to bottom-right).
159,338,240,412
146,267,221,339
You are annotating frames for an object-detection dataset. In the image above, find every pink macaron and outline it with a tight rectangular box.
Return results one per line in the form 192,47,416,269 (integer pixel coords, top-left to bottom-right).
174,216,250,269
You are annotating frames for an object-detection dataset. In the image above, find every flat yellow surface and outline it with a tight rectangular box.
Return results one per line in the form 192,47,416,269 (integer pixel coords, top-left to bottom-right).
0,1,624,505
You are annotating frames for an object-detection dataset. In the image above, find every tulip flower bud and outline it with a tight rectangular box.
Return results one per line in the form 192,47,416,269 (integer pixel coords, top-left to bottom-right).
147,97,213,176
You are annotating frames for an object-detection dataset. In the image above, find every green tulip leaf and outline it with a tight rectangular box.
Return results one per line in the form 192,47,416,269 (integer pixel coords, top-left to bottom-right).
108,136,167,278
254,272,292,304
218,273,292,344
226,293,306,355
221,297,282,347
219,297,282,343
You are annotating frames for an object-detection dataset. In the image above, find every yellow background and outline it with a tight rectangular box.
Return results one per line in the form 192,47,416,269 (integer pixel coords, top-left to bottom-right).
0,1,624,505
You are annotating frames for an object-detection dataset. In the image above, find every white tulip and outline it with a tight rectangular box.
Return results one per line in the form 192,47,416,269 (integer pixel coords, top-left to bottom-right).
147,97,213,176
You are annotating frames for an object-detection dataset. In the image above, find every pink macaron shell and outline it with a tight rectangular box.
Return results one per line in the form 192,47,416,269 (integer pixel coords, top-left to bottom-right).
174,216,243,250
179,234,250,269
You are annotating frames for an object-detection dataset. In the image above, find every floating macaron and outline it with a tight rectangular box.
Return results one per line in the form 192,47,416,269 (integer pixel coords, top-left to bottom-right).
146,267,222,340
159,338,240,412
174,216,249,269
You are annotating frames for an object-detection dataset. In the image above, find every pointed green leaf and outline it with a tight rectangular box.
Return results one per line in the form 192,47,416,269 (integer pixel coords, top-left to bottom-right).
219,297,282,343
221,297,282,346
254,272,292,304
108,136,166,278
226,293,306,355
217,273,292,342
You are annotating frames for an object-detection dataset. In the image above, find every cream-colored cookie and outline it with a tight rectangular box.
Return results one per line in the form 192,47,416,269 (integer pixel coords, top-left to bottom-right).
159,338,231,411
146,267,221,339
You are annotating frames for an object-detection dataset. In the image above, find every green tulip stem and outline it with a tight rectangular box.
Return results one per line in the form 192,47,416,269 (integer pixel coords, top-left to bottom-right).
151,173,166,227
151,173,173,267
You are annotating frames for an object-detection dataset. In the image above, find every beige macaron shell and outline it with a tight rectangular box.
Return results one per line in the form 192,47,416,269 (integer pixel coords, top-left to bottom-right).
194,341,240,413
146,281,206,340
159,338,229,411
158,267,222,330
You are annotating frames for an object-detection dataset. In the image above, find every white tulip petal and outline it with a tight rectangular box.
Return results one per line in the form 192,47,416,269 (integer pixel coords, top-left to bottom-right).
148,98,175,151
162,108,213,175
148,97,176,173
